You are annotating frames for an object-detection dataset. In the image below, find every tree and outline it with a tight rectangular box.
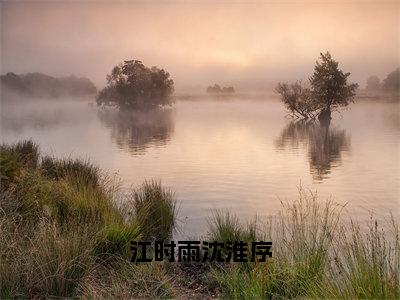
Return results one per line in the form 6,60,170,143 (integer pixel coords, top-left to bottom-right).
222,86,235,93
366,75,381,90
206,84,222,93
382,67,399,91
309,52,358,121
275,81,316,119
276,52,358,124
206,84,235,94
96,60,174,109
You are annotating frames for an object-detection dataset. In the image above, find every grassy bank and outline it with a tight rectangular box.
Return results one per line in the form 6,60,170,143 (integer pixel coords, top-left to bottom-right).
0,140,177,298
207,190,399,299
0,140,398,299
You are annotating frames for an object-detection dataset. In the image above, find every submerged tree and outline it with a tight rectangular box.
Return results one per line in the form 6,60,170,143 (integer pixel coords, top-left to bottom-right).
96,60,174,109
276,52,358,124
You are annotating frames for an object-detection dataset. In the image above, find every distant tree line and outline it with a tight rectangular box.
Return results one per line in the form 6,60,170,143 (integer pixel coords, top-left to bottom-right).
206,84,235,94
96,60,174,109
365,68,399,91
0,72,97,98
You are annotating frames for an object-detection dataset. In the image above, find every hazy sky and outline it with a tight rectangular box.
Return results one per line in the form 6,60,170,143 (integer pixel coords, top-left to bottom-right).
1,0,399,91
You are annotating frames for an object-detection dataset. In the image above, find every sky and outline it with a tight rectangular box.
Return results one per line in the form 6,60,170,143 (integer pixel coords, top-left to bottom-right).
1,0,399,91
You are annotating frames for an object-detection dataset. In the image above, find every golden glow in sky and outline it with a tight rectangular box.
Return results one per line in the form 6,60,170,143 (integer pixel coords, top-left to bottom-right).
1,1,399,90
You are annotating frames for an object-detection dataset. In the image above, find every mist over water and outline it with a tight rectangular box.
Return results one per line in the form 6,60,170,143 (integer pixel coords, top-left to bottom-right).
0,0,399,238
1,96,398,237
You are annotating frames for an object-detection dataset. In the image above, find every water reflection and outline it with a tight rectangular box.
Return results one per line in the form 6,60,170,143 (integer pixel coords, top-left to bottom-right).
276,121,350,181
97,108,175,155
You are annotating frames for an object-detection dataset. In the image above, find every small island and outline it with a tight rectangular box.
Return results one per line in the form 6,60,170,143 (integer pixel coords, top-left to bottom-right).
96,60,174,110
206,84,235,94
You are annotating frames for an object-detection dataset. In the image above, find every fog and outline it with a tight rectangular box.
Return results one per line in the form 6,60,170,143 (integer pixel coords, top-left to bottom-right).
1,0,399,92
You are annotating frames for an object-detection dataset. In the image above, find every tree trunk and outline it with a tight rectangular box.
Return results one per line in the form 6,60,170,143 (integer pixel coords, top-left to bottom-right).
318,108,331,127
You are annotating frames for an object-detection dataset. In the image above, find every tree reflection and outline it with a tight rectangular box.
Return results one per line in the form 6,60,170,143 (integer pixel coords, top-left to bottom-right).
276,121,350,181
97,108,175,155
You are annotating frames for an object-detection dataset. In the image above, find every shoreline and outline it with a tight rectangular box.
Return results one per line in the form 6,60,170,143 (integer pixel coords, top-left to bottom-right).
1,139,398,298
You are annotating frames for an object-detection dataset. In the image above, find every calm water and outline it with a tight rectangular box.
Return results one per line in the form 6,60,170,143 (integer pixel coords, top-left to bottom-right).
1,96,399,237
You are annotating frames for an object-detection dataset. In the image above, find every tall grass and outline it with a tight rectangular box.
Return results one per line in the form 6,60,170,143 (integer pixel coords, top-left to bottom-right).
129,179,177,240
41,155,101,188
323,217,400,298
208,188,400,299
0,139,39,186
208,211,258,243
0,140,177,298
81,260,176,298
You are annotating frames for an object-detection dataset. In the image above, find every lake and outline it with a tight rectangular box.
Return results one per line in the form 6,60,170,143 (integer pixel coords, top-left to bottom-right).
1,96,399,238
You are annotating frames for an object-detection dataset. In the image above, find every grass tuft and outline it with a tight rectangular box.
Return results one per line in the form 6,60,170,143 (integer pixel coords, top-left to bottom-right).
95,222,141,259
0,139,39,185
130,180,177,240
41,156,101,188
